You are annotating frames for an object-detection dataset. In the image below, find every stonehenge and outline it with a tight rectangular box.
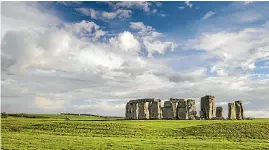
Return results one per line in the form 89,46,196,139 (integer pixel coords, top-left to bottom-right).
216,106,223,118
200,95,216,120
235,101,244,120
177,99,188,120
125,98,162,120
162,101,174,119
187,99,197,119
228,103,236,120
125,95,244,120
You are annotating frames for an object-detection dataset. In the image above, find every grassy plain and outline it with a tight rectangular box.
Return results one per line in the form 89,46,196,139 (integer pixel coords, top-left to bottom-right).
1,114,269,150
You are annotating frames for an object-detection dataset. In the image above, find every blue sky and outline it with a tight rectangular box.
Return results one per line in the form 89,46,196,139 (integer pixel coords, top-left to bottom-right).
1,1,269,117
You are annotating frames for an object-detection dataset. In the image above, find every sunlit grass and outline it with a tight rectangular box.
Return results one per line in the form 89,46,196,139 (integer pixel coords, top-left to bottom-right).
2,114,269,149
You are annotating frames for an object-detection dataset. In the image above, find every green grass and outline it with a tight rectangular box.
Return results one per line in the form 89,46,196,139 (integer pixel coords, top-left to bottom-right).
1,114,269,150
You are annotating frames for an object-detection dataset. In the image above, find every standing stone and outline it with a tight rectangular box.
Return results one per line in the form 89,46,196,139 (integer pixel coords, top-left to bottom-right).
177,99,188,120
216,106,223,118
187,99,197,119
235,101,244,120
149,100,162,119
171,102,178,118
138,102,150,119
162,101,173,119
130,102,139,119
170,98,185,118
200,95,216,120
125,102,131,119
228,103,236,120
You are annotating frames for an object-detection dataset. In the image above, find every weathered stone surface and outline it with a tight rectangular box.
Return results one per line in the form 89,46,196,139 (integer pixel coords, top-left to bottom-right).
216,106,223,118
200,95,216,120
235,101,244,120
162,101,173,119
138,102,150,119
187,99,197,119
228,103,236,120
177,100,188,120
125,102,139,119
169,98,180,118
129,98,161,103
149,101,162,119
125,102,131,119
126,98,162,120
170,98,185,103
171,102,178,118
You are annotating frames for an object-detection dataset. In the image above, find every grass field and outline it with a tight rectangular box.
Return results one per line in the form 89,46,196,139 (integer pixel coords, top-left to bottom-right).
1,114,269,150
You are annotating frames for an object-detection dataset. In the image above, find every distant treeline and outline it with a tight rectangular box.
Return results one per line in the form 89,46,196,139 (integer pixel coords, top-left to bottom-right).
1,112,49,118
60,113,123,119
1,112,123,119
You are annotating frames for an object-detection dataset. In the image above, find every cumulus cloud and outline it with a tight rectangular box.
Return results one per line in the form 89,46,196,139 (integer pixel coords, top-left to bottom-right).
1,2,61,38
243,1,253,5
66,20,106,39
109,31,141,54
185,1,193,8
57,1,82,6
202,11,216,20
75,8,99,19
105,1,163,15
130,22,177,57
108,1,152,12
75,7,132,20
187,26,269,73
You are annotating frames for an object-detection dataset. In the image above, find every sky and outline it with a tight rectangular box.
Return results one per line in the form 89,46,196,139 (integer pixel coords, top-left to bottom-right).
1,1,269,118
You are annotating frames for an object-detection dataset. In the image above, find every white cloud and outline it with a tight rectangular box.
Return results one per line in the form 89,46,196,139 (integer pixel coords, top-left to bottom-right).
188,26,269,72
66,20,106,39
210,66,228,76
154,2,162,7
152,9,158,14
243,1,253,5
185,1,193,8
75,8,132,20
202,11,216,20
158,13,167,17
233,11,263,23
57,1,82,6
102,11,117,19
109,1,152,12
1,2,61,38
116,9,133,19
130,22,177,56
178,6,185,10
75,8,99,19
109,31,141,54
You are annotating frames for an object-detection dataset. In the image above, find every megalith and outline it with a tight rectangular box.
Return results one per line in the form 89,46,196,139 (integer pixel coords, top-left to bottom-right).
177,99,188,120
187,99,197,119
162,101,173,119
200,95,216,119
149,100,162,119
216,106,223,118
228,103,236,120
235,101,244,120
138,102,150,119
127,102,139,119
125,102,131,119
